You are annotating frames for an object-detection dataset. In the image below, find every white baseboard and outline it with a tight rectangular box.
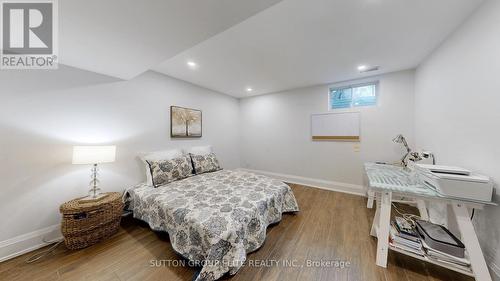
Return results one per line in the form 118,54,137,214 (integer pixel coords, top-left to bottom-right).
239,168,366,197
0,224,62,262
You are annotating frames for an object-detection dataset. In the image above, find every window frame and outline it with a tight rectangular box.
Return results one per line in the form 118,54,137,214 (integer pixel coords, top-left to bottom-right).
328,81,379,111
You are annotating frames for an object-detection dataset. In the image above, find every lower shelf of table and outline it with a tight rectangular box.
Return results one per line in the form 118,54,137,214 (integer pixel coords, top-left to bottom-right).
373,224,474,277
388,244,474,277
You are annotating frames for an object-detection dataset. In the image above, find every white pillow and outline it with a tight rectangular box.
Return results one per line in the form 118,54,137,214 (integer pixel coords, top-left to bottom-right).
187,145,212,156
140,149,184,186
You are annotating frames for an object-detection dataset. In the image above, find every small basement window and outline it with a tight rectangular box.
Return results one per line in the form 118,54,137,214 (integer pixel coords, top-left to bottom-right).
329,82,378,110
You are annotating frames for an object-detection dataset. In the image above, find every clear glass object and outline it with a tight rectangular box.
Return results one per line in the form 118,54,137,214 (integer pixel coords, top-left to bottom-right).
88,164,101,198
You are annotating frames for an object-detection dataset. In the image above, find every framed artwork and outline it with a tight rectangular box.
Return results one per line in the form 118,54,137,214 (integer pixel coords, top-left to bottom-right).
170,106,202,138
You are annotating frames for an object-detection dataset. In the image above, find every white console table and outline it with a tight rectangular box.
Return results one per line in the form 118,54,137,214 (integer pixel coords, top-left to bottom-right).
364,163,496,281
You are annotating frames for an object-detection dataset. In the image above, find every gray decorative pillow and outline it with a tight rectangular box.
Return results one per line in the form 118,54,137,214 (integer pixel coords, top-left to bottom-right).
190,153,221,174
147,155,193,187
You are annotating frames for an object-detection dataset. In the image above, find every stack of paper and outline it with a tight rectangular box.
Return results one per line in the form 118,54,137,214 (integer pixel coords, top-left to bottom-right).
422,241,472,272
389,224,425,256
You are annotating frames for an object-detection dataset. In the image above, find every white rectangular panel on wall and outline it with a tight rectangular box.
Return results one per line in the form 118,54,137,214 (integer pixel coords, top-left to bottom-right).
311,112,360,141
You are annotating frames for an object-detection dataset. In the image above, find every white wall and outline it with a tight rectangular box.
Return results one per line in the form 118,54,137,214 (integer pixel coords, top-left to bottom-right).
414,0,500,278
0,67,240,258
239,70,415,191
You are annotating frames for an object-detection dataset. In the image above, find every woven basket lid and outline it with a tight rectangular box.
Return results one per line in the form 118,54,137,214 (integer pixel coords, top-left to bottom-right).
60,192,122,214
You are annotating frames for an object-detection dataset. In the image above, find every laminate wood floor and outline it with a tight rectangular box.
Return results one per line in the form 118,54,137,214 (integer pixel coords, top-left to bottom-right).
0,184,474,281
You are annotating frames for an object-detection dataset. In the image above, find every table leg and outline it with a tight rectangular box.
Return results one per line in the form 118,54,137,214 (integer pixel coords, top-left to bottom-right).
416,199,429,221
367,190,375,208
370,193,380,237
376,191,392,268
452,203,492,281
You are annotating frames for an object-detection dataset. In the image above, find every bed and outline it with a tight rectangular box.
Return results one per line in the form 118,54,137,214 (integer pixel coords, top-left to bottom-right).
126,169,299,281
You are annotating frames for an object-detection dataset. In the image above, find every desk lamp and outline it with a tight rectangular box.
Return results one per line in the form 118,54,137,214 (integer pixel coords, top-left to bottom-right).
392,134,411,167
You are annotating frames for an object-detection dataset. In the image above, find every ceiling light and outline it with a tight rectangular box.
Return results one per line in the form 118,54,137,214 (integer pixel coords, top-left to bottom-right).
187,61,197,68
358,64,380,73
246,88,253,92
357,65,368,71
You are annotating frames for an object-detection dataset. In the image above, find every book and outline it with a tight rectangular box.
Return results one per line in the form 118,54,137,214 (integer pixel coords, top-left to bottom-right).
394,216,420,242
422,240,471,266
389,225,425,256
393,236,421,249
415,220,465,258
390,224,420,246
428,258,472,273
390,241,425,256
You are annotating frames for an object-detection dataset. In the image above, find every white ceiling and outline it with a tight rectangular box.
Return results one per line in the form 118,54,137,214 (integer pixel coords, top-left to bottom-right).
153,0,484,97
59,0,283,80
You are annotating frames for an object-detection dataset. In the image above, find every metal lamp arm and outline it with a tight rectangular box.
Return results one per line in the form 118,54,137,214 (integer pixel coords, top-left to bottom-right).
401,137,411,153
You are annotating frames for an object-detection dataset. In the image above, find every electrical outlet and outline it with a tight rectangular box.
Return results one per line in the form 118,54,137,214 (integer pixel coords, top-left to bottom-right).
353,144,361,152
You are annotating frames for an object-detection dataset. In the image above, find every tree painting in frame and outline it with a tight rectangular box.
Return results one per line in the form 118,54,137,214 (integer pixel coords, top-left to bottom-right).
170,106,202,138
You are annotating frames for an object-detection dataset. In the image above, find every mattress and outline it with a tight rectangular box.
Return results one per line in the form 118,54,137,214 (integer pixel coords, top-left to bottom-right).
126,169,299,281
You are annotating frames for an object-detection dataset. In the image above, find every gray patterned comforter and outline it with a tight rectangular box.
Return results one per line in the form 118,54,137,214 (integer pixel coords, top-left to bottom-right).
126,169,299,281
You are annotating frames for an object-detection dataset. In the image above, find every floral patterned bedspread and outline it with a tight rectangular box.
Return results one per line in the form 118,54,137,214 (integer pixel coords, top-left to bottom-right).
126,169,299,281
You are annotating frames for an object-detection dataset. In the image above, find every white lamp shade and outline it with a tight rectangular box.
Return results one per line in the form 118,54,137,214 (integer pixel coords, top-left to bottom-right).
72,146,116,164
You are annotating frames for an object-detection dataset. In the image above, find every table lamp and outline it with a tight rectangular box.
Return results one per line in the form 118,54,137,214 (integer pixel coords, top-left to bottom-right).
72,145,116,202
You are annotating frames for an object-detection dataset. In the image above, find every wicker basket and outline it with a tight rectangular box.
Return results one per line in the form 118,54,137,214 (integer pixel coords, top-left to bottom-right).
60,192,123,250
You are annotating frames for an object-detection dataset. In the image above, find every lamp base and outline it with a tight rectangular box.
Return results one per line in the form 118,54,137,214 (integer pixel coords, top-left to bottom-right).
78,193,109,203
78,163,108,203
